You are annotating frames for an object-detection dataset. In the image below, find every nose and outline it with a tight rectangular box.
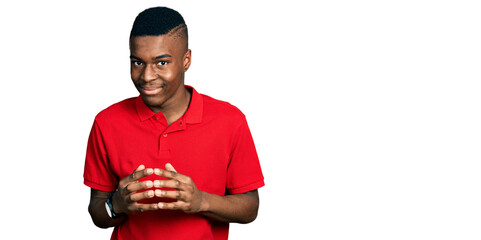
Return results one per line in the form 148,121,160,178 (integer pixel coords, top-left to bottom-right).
141,64,157,82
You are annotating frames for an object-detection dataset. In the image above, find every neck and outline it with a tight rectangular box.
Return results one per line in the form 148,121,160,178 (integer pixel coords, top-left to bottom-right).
150,87,191,125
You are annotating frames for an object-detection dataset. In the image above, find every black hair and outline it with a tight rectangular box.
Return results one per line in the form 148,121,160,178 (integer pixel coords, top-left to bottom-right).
130,7,188,45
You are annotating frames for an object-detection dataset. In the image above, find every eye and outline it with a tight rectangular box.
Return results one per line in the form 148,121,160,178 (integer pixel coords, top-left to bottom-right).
132,61,143,66
157,61,167,66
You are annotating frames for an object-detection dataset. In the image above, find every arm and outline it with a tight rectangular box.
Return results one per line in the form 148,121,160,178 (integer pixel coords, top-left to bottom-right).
154,164,260,224
88,188,125,228
88,165,163,228
201,190,259,223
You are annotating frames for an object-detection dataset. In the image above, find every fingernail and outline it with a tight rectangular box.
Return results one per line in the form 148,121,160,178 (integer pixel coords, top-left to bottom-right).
155,189,162,197
146,168,153,174
146,181,153,188
154,180,161,187
148,190,154,197
154,169,162,175
158,203,164,208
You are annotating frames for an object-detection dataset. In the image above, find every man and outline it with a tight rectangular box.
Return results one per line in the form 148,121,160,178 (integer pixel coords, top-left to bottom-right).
83,6,264,240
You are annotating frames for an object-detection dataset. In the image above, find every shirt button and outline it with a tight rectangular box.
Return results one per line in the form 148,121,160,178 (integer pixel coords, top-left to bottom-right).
163,133,168,137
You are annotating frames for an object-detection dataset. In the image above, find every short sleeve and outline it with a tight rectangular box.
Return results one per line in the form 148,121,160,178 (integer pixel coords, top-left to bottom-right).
226,117,264,194
83,119,117,192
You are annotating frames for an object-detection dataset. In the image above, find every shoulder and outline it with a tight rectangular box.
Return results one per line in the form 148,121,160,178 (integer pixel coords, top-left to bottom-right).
94,97,137,123
201,94,246,121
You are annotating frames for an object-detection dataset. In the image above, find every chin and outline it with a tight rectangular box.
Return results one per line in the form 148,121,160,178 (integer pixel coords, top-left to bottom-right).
142,95,166,109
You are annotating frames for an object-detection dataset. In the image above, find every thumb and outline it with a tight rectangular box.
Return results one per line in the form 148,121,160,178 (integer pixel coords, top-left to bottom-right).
165,163,177,173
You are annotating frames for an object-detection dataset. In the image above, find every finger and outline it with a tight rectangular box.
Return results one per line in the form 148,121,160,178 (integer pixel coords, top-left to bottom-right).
165,163,177,172
155,189,184,200
126,189,155,203
130,168,154,182
136,164,146,171
124,180,154,194
155,168,177,178
158,201,184,211
120,166,154,187
156,179,183,190
119,165,146,187
155,169,190,183
129,202,160,213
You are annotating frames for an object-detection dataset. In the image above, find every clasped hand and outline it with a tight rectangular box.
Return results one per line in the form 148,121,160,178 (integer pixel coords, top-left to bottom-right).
111,163,206,215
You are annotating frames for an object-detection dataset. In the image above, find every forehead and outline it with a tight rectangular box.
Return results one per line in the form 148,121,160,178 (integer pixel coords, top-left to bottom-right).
129,35,184,57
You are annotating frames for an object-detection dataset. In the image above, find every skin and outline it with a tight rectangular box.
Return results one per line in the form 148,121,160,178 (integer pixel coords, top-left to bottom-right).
130,34,192,123
88,33,260,228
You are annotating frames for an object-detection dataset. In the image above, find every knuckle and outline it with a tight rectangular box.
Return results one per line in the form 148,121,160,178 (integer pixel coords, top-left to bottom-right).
123,185,130,193
157,181,164,187
144,181,153,188
150,203,159,210
118,180,125,187
127,194,134,203
127,205,136,213
145,190,153,198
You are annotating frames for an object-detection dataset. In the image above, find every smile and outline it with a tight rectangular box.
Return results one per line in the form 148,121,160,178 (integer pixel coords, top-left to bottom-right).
141,87,163,95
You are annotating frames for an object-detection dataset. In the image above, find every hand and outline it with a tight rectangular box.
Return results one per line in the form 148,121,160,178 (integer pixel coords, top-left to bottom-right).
112,165,162,214
154,163,208,213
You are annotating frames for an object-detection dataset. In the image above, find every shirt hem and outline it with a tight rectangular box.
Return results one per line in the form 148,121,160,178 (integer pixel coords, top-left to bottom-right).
84,179,117,192
228,179,265,195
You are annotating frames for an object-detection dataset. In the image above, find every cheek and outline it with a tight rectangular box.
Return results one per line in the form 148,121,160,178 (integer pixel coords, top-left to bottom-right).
130,68,140,80
161,70,176,83
171,65,186,81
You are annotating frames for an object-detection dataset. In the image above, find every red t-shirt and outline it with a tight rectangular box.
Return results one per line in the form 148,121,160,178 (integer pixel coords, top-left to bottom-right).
84,86,264,240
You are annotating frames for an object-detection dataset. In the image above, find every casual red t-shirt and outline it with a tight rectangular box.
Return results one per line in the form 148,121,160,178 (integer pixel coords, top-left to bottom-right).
84,86,264,240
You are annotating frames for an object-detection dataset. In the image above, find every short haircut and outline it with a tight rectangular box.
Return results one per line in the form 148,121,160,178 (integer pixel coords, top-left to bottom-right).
130,7,188,48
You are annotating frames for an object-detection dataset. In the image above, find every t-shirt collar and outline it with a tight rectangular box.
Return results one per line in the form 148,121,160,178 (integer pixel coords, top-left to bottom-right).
135,85,203,124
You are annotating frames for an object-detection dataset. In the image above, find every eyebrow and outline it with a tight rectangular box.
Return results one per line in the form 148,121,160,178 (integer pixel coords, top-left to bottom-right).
129,54,172,60
155,54,172,59
129,55,142,60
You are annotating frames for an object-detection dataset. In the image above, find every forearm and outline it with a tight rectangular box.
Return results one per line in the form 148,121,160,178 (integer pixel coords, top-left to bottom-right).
88,190,125,228
200,190,259,224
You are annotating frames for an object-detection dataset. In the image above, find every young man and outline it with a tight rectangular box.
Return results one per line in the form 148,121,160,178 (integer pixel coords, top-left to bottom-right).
83,7,264,240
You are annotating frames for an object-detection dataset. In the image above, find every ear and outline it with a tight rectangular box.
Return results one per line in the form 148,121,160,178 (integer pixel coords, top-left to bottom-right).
183,49,192,72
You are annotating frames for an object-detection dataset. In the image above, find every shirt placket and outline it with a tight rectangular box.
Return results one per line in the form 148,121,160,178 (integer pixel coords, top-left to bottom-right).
149,113,170,161
151,114,186,161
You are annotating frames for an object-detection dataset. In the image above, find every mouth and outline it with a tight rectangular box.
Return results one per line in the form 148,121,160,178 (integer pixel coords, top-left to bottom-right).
136,82,164,95
141,87,163,95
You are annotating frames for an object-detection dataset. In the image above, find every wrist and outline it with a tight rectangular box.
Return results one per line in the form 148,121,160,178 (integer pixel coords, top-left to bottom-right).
199,191,211,213
106,191,126,218
110,191,123,214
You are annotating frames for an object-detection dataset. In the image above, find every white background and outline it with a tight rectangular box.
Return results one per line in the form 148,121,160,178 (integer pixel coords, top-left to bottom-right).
1,0,480,239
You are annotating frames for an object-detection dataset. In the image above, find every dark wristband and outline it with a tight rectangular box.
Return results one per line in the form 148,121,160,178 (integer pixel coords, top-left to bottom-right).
106,191,126,218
